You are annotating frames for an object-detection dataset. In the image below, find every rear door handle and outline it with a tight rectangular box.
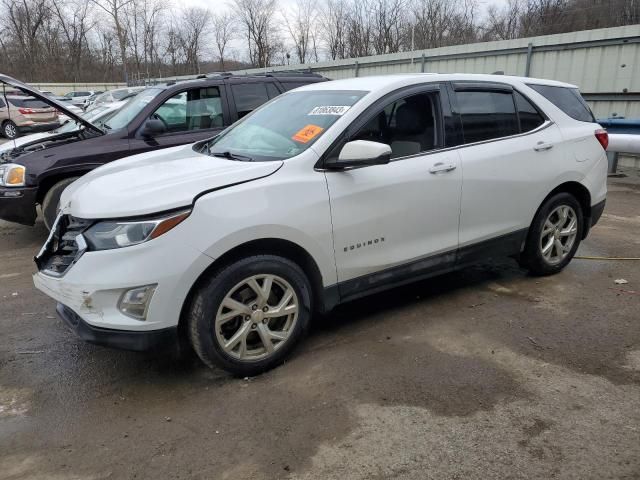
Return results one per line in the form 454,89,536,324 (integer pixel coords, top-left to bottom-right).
534,141,554,152
429,162,457,174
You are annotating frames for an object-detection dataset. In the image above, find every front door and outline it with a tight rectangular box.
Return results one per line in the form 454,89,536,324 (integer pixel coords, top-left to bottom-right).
128,86,228,156
324,85,463,298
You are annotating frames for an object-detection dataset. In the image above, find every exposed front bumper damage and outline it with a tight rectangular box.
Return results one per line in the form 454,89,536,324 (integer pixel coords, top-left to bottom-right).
0,187,38,225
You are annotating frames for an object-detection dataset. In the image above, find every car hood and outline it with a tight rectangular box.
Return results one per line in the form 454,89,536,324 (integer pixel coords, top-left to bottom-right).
61,144,283,219
0,73,103,135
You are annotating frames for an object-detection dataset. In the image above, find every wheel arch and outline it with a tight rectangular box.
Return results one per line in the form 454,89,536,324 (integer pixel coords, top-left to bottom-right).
178,237,328,339
536,181,592,239
36,171,88,204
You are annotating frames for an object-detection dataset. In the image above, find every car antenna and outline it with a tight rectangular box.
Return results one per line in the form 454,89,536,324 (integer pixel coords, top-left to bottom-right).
1,82,17,150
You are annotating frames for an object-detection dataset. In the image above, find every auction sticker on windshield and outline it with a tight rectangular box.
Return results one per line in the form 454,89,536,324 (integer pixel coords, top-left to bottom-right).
292,124,324,143
308,106,351,116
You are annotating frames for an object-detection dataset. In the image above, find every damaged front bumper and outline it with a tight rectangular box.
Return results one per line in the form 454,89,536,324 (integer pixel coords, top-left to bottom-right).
0,187,37,225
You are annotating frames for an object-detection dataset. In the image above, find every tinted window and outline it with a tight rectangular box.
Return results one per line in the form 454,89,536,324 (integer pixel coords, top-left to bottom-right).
280,81,308,91
353,92,440,159
515,92,545,132
528,84,595,123
153,87,223,132
7,98,50,109
232,83,269,119
457,91,518,143
266,83,280,99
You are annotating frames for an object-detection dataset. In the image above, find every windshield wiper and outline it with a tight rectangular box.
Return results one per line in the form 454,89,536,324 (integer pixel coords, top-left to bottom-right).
211,151,253,162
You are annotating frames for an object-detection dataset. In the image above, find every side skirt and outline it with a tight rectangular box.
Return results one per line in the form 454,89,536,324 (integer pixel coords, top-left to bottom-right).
321,228,528,311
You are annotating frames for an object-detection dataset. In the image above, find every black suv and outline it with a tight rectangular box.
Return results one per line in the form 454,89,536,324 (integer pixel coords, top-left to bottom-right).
0,72,327,228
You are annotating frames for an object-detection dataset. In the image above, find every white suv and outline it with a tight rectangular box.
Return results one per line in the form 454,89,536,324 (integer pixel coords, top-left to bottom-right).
33,74,608,376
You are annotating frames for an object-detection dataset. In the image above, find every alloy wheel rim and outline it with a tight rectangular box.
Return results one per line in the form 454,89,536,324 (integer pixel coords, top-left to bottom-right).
5,123,16,138
215,274,299,361
539,205,578,265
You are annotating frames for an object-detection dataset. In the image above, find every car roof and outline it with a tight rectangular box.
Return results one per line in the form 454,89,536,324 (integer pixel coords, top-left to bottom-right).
294,73,578,92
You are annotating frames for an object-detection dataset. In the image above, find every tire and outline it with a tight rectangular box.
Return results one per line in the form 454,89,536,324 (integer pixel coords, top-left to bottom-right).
41,177,79,230
520,192,584,276
187,255,313,376
2,120,19,139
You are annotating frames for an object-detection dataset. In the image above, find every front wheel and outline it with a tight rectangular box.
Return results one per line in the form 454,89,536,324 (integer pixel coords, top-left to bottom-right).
187,255,312,376
520,192,583,276
41,177,79,230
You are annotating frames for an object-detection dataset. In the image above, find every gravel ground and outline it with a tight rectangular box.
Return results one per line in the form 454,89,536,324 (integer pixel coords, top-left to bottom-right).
0,172,639,480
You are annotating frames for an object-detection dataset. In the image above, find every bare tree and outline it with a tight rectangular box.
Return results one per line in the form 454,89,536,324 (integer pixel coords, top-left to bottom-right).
212,11,236,71
90,0,135,82
52,0,95,82
321,0,348,60
178,6,210,74
283,0,317,63
233,0,279,67
371,0,406,54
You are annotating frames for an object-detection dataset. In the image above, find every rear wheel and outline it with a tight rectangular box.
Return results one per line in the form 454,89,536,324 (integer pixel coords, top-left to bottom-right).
2,120,18,139
187,255,312,376
520,192,583,276
41,177,79,230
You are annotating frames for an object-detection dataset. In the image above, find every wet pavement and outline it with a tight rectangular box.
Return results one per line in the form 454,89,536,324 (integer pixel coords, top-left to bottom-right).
1,173,639,479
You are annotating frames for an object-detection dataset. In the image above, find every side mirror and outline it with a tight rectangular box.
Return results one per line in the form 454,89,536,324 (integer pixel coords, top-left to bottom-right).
141,118,166,138
330,140,392,169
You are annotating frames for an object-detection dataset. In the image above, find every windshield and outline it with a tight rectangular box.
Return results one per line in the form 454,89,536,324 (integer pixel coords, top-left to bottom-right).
56,105,118,134
103,88,163,130
207,90,367,161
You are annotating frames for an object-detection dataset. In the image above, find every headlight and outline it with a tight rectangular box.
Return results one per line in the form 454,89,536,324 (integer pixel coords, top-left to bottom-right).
84,209,191,251
0,164,26,187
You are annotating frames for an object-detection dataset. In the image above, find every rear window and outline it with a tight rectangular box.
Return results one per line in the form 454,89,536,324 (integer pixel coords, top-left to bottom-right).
7,98,50,109
527,84,595,123
280,81,309,91
457,90,519,143
232,83,270,119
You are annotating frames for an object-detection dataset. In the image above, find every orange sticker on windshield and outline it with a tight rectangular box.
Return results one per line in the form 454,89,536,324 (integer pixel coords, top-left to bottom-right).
292,124,324,143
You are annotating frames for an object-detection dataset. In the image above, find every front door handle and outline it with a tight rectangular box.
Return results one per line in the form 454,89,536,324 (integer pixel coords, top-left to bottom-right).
429,162,457,174
534,141,554,152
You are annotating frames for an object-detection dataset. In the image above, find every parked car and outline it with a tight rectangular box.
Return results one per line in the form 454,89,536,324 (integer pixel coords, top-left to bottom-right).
0,71,327,228
0,101,128,154
84,87,144,111
63,90,97,108
40,92,85,124
0,95,59,139
32,74,608,376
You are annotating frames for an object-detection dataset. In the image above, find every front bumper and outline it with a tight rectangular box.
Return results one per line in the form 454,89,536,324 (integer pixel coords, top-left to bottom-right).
56,303,177,351
0,186,38,225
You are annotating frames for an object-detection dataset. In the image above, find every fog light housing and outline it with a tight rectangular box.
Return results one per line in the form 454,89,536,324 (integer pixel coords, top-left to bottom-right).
118,284,157,320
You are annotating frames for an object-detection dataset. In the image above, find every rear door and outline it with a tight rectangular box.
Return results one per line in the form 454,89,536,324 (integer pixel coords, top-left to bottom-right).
128,85,230,155
451,82,563,254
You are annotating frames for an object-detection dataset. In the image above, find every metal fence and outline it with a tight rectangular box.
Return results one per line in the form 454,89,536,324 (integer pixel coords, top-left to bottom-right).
230,25,640,120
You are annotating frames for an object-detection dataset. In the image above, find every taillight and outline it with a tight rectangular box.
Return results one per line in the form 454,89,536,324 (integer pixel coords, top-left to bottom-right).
18,108,35,114
595,128,609,150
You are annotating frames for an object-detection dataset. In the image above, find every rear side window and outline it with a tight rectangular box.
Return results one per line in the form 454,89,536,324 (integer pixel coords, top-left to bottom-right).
7,98,50,109
515,92,545,132
266,83,280,99
280,81,308,91
527,84,595,123
232,83,270,119
457,91,519,143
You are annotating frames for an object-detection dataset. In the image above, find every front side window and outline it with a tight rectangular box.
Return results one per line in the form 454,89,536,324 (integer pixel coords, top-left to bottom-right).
103,87,164,131
527,84,595,123
232,83,270,119
207,90,367,162
457,90,519,143
352,92,440,159
152,87,223,133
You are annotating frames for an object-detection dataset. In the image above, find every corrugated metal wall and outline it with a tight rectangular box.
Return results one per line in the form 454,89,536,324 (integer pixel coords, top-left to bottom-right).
233,25,640,119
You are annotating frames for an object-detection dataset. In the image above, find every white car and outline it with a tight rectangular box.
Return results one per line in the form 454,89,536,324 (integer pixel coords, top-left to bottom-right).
33,74,608,376
0,102,126,154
